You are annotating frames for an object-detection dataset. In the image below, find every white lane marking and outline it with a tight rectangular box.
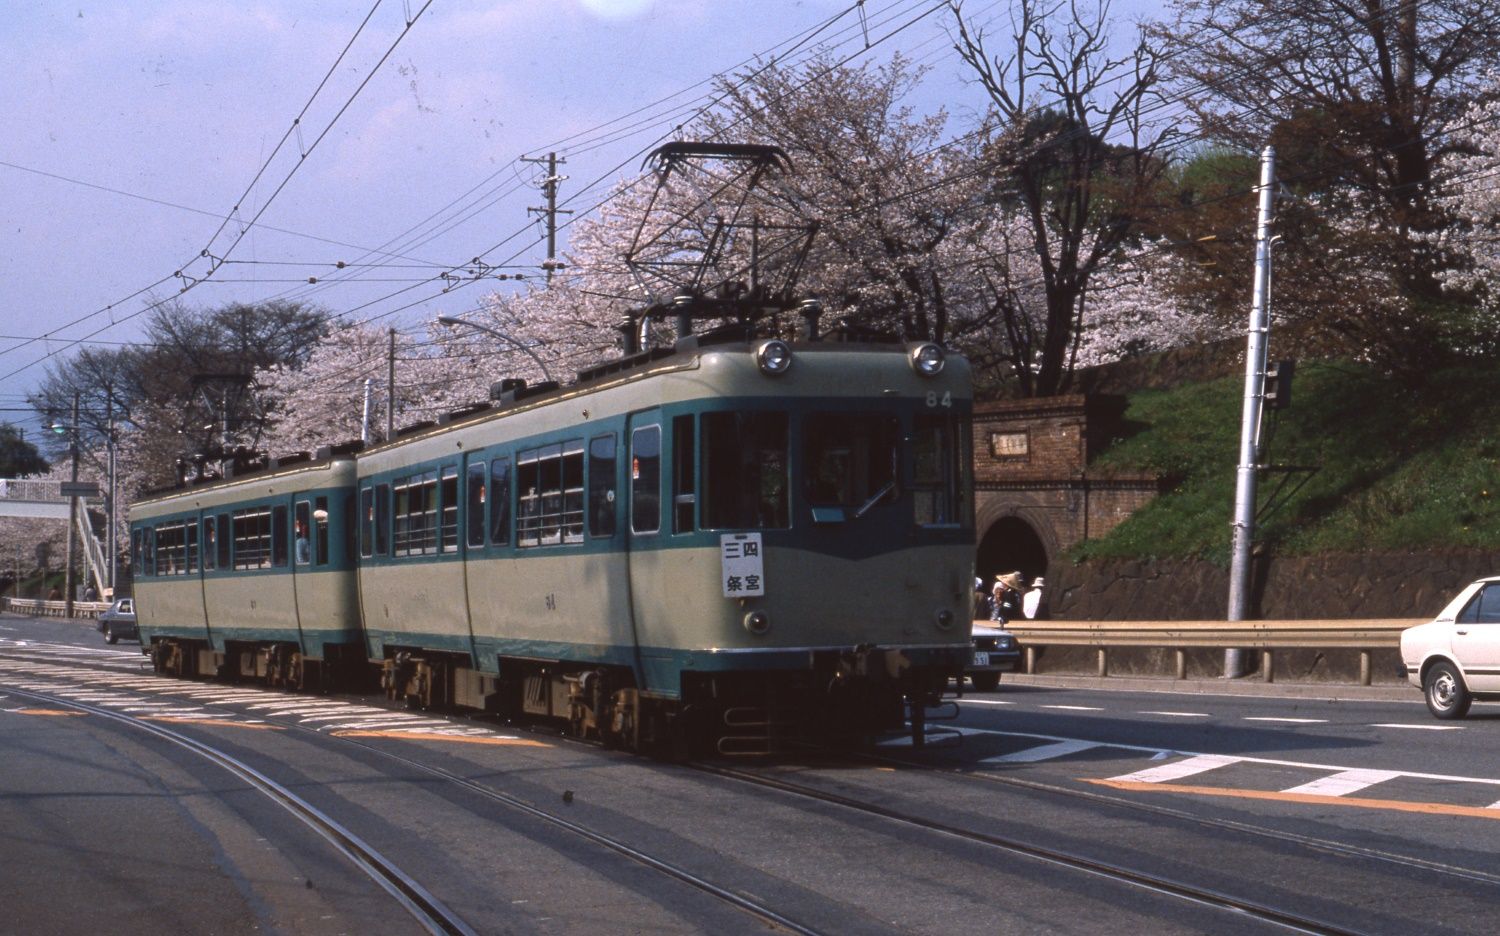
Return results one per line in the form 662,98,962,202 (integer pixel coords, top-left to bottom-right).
1244,717,1328,724
1489,801,1500,810
1371,723,1464,731
1140,711,1211,718
1041,705,1104,712
960,698,1016,705
983,739,1102,764
1281,769,1402,797
1109,753,1242,784
319,719,453,730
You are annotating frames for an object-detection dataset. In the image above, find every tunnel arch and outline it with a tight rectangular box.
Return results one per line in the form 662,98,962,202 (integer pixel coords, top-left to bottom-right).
976,514,1049,588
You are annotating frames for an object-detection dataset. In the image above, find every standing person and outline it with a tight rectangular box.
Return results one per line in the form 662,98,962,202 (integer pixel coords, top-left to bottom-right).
973,577,992,621
294,521,311,565
1023,576,1050,620
990,572,1024,623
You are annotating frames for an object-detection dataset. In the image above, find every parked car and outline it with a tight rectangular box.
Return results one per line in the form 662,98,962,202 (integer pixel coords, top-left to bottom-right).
966,621,1021,691
1400,576,1500,719
96,598,137,645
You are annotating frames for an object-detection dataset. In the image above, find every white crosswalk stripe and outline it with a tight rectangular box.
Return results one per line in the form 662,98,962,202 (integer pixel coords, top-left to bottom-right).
1109,753,1241,784
1280,769,1401,797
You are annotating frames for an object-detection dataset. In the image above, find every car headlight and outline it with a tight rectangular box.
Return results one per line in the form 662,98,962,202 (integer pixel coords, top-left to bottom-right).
909,342,944,377
757,340,793,375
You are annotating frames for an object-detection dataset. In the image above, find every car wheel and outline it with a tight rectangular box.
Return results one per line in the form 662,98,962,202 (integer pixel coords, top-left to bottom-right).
104,625,118,645
1424,661,1471,719
970,672,1001,693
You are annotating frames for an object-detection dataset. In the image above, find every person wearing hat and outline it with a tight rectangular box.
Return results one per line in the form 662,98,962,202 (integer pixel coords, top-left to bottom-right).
1023,576,1049,620
990,572,1024,623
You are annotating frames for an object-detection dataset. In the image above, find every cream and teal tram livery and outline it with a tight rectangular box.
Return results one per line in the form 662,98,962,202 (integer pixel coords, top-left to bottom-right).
361,334,975,752
130,448,362,687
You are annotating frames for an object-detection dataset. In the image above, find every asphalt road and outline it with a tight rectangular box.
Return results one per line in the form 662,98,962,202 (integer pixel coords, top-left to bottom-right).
4,611,1499,934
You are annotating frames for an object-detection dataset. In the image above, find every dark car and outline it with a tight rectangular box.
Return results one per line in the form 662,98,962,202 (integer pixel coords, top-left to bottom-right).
966,621,1021,691
96,598,138,644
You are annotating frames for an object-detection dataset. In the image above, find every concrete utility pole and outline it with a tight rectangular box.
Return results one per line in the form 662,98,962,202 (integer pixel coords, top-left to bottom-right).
63,392,80,618
523,153,571,282
1227,146,1277,677
106,384,117,596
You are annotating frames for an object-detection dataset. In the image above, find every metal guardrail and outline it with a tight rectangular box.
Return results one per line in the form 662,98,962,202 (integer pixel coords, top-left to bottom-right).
994,618,1423,685
3,598,111,620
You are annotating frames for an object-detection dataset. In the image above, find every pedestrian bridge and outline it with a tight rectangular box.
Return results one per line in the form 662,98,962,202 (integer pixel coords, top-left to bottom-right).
0,478,103,519
0,478,111,598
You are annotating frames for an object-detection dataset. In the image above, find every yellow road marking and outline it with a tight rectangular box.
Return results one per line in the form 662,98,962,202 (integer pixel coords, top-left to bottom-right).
1086,778,1500,821
13,708,86,717
331,729,550,747
144,717,284,731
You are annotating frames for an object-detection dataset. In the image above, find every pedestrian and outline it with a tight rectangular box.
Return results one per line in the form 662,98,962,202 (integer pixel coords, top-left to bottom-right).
990,572,1024,623
47,586,61,601
83,585,98,602
973,577,992,621
1023,576,1049,620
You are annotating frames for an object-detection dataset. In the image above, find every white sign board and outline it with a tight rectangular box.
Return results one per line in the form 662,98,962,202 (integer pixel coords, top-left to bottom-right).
720,532,765,598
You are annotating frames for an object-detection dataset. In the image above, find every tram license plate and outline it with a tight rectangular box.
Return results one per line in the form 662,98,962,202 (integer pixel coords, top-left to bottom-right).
971,651,990,666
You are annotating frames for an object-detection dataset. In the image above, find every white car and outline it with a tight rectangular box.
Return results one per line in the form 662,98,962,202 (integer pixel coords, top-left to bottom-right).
1400,576,1500,719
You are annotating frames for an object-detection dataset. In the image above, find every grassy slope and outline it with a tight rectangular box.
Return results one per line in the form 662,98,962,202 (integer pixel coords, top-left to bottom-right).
1073,362,1500,564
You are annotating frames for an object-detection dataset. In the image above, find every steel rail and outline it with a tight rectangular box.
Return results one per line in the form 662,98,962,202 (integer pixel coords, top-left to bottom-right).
306,729,829,936
4,686,478,936
691,760,1365,936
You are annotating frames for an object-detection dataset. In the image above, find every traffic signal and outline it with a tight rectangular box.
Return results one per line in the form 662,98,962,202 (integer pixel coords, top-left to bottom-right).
1264,360,1295,410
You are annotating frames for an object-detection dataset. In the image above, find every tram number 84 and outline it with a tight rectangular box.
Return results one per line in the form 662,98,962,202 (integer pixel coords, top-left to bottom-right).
926,391,952,408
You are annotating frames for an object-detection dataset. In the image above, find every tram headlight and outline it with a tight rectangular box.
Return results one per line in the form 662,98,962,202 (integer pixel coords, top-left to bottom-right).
743,610,771,635
756,340,793,375
909,342,945,377
936,609,955,631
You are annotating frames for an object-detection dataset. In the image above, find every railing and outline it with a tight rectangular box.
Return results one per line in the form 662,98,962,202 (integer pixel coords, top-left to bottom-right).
997,618,1422,686
3,598,112,619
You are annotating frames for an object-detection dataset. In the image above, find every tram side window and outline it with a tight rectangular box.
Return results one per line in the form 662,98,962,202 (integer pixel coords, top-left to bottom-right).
672,415,695,534
701,412,789,530
375,484,390,556
154,522,186,575
202,518,216,571
295,501,312,566
588,434,616,538
360,488,374,558
440,466,459,553
394,471,438,557
802,413,899,516
516,443,583,547
912,414,963,526
489,459,511,546
272,505,289,567
466,463,486,548
233,508,272,570
342,494,356,565
185,521,199,574
315,495,330,567
631,426,661,534
216,514,230,568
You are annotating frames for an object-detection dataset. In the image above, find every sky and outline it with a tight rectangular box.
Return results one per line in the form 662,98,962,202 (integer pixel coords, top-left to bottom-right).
0,0,1122,444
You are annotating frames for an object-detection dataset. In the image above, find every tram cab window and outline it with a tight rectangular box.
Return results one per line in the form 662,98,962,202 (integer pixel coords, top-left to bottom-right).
701,412,788,530
672,415,696,534
466,463,487,548
440,466,459,553
631,426,661,534
155,522,185,575
185,521,198,574
802,413,899,522
912,414,965,527
588,434,616,538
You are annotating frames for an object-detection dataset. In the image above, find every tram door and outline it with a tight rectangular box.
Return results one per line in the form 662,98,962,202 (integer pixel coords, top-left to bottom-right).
625,411,666,692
